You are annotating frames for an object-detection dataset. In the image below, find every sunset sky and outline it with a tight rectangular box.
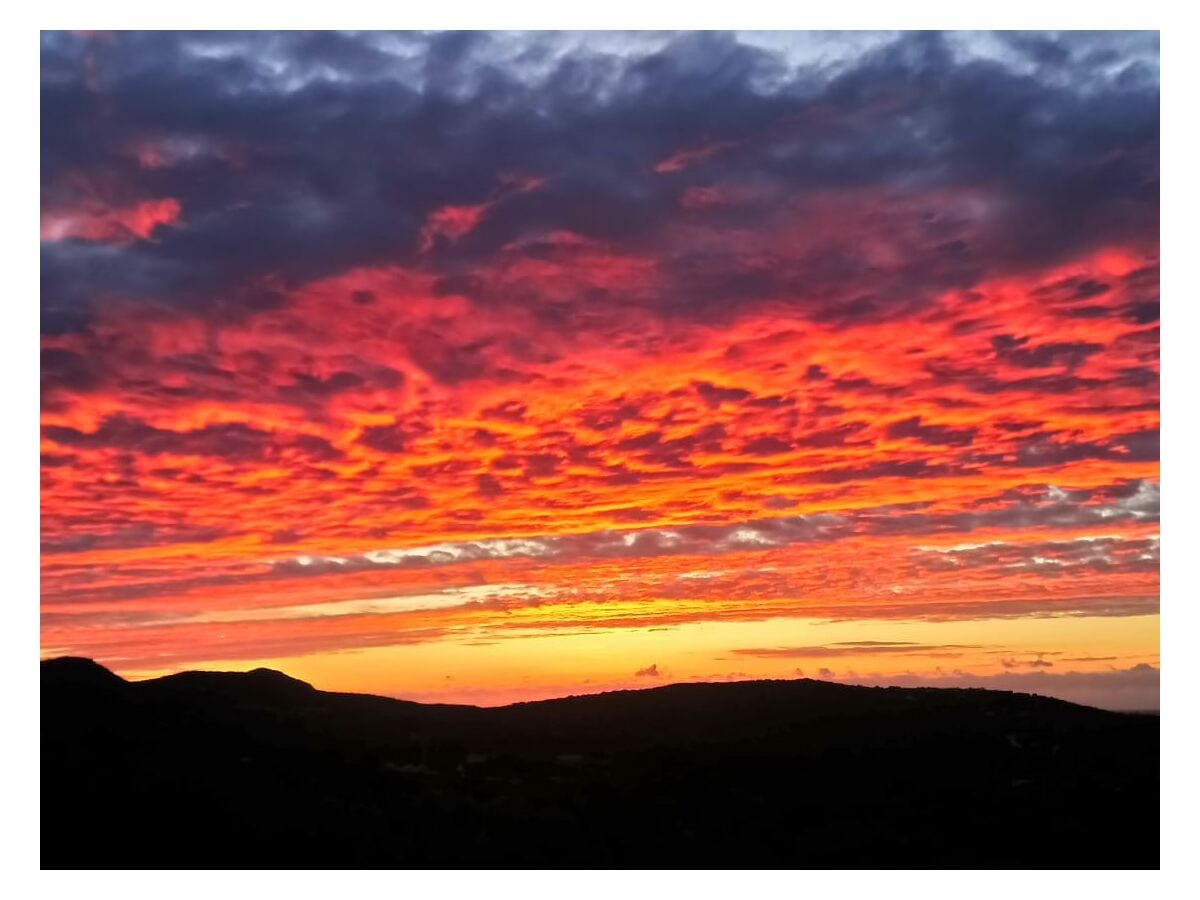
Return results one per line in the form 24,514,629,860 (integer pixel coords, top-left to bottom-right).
40,30,1159,709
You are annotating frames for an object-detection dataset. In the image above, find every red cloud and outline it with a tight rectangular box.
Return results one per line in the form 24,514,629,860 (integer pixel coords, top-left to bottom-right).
42,197,181,243
418,202,490,252
654,138,739,174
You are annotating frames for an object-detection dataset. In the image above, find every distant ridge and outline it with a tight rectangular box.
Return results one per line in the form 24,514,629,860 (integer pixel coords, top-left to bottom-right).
42,657,1158,869
40,656,1112,715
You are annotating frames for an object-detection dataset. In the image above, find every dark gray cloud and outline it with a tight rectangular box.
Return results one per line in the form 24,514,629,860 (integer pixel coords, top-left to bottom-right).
991,335,1104,370
42,30,1158,338
257,478,1157,582
886,416,976,447
42,413,341,462
909,534,1158,578
41,521,228,555
862,479,1158,536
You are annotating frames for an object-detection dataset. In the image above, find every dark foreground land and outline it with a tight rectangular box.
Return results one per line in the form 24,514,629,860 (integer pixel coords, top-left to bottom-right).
42,657,1158,868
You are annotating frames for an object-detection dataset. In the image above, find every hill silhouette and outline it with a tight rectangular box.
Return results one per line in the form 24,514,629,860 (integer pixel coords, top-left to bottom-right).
41,658,1158,868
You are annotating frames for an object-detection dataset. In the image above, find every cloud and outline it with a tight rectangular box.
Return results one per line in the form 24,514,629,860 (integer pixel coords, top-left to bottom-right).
40,31,1157,333
42,197,181,244
694,381,753,408
39,31,1159,677
43,414,339,463
885,416,976,448
840,665,1159,712
358,424,411,454
910,534,1158,578
41,522,227,555
257,512,855,580
733,642,978,659
635,664,660,678
990,335,1104,370
1001,656,1055,669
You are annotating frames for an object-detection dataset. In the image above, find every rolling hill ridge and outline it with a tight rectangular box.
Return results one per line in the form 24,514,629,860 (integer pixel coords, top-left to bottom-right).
41,657,1159,868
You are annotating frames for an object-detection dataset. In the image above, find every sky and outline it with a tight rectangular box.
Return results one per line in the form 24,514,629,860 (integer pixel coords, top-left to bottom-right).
39,30,1159,709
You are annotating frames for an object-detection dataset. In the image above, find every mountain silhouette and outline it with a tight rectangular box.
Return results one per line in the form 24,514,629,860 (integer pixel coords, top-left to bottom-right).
41,658,1158,869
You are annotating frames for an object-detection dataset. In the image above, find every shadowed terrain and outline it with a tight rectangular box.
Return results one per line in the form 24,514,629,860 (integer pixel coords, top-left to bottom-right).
41,657,1158,869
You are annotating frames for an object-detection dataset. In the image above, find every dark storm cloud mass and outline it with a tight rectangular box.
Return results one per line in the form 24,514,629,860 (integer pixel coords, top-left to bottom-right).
41,30,1158,334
